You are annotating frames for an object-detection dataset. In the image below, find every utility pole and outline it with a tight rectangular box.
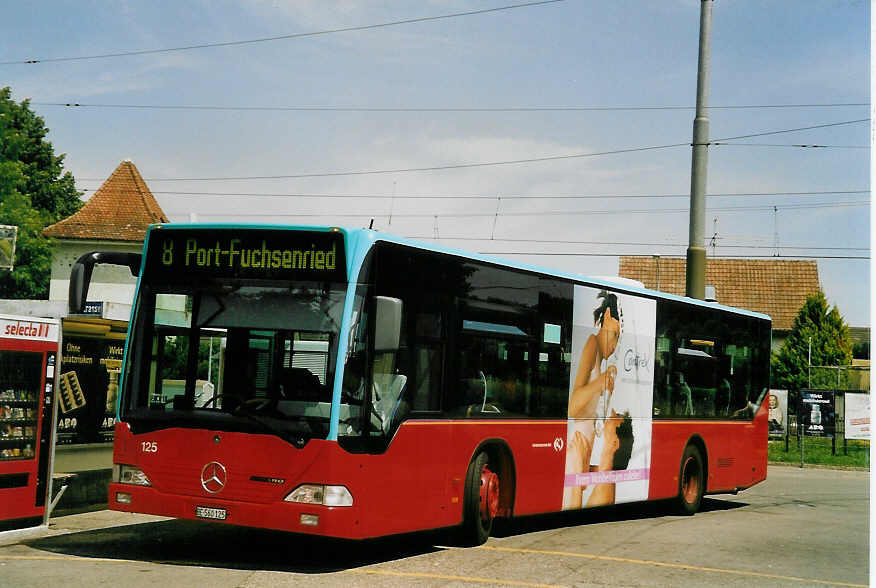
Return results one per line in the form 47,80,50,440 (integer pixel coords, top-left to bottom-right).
685,0,713,300
802,336,811,468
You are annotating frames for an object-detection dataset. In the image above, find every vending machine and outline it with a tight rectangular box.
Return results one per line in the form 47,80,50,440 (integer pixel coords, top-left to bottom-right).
0,314,60,532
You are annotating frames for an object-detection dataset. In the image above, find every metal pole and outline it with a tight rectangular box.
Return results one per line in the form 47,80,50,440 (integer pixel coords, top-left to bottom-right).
799,399,804,468
833,367,840,456
802,337,811,468
808,337,812,387
654,255,661,290
685,0,713,300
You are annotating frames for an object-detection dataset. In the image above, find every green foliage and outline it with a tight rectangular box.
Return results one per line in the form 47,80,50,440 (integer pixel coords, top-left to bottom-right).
160,336,221,385
771,292,853,401
0,86,83,299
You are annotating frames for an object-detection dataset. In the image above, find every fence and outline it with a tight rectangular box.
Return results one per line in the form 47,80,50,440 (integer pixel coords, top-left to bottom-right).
807,365,869,393
773,388,870,468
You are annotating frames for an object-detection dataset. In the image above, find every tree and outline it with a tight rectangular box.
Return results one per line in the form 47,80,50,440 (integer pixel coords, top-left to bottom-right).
771,292,853,402
0,86,82,299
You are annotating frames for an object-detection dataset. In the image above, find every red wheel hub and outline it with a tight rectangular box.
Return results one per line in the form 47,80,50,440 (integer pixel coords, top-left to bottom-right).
681,456,699,503
479,466,500,521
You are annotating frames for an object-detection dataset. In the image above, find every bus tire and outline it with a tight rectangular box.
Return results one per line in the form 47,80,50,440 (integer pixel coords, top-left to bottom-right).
461,451,499,546
675,444,704,515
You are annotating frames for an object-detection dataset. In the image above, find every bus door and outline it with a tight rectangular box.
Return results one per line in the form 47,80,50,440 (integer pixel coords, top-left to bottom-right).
339,294,453,532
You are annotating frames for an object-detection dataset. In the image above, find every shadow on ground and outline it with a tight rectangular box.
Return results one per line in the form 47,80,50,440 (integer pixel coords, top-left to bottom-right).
26,519,445,573
25,497,746,573
492,497,747,538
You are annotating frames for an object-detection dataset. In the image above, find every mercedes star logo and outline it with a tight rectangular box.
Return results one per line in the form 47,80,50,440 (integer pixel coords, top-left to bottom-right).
201,461,227,494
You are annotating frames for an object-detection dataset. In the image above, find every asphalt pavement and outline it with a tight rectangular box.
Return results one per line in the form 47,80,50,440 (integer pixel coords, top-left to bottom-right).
0,463,869,587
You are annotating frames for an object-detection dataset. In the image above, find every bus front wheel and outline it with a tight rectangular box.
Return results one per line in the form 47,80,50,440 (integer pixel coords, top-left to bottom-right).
461,451,499,546
674,444,704,515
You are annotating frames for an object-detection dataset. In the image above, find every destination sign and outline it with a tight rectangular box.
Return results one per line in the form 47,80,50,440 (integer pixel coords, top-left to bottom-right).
143,229,347,282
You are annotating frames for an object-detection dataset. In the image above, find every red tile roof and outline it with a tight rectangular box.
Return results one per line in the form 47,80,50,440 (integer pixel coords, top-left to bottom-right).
618,256,821,331
43,160,168,242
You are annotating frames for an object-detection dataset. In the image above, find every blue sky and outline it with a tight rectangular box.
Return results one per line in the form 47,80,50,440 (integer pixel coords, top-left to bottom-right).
2,0,870,326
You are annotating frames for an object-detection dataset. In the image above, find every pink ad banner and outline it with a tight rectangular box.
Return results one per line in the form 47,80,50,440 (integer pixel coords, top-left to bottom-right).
565,467,651,488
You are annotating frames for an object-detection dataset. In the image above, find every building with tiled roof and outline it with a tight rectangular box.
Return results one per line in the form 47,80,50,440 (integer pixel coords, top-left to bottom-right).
43,160,168,307
618,256,821,350
44,160,167,242
26,160,169,490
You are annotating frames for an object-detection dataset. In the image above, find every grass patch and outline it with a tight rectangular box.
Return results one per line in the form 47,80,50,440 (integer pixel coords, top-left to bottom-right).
769,436,869,469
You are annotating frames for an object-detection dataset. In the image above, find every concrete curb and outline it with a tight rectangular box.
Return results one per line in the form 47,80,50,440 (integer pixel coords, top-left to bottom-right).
0,524,49,548
768,461,869,472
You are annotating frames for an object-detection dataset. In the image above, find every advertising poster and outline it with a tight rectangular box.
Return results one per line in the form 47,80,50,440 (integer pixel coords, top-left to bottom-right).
767,389,788,439
563,286,655,510
57,337,123,444
800,390,836,437
844,393,870,440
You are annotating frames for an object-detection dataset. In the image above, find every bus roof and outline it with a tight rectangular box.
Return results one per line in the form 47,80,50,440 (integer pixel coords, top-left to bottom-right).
145,223,771,323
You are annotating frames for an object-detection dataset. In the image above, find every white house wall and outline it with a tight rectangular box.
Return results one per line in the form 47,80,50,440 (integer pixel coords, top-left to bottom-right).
49,240,142,306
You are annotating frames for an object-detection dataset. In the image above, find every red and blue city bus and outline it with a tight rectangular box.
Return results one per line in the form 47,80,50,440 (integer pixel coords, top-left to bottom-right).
69,225,770,545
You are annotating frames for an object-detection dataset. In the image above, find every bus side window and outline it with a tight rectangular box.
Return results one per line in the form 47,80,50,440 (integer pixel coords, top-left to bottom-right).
535,347,567,418
653,345,670,418
409,311,444,412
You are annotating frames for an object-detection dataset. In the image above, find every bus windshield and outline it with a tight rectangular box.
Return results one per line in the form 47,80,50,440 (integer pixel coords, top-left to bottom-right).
121,280,346,442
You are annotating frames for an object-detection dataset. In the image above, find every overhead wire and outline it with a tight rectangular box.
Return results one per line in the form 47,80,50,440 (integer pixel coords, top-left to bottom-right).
79,141,690,182
167,199,868,219
75,119,870,182
712,143,868,149
1,0,564,65
474,251,870,260
82,189,868,199
33,102,870,112
386,235,869,251
711,119,869,143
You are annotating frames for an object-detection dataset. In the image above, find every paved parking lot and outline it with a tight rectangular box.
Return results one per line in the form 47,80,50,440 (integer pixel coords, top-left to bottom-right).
0,464,868,587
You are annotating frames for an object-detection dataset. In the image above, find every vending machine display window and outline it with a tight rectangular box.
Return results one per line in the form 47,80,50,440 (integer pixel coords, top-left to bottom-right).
0,351,41,461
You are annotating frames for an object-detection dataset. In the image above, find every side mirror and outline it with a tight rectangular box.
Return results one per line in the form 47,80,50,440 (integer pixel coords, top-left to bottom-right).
374,296,402,352
69,251,142,314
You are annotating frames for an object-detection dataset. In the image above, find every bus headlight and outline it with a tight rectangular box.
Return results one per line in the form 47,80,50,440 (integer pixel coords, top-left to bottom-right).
113,464,151,486
285,484,353,507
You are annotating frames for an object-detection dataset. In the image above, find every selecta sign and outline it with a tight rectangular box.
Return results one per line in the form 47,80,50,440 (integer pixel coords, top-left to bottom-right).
1,317,60,342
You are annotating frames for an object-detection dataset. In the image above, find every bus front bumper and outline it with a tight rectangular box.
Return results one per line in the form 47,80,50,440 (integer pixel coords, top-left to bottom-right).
108,483,366,539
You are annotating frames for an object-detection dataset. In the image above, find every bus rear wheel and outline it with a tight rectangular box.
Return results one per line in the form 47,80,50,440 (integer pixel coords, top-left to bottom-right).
675,444,704,515
461,451,499,546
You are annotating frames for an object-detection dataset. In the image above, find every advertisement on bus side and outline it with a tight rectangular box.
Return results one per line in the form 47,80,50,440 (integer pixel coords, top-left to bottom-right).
563,286,655,510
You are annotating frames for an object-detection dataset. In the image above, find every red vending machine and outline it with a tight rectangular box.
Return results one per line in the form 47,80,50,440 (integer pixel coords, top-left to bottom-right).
0,314,60,532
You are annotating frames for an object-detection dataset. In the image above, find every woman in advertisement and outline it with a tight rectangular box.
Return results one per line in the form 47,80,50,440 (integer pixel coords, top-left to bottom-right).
564,290,624,509
563,287,654,511
568,291,621,420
